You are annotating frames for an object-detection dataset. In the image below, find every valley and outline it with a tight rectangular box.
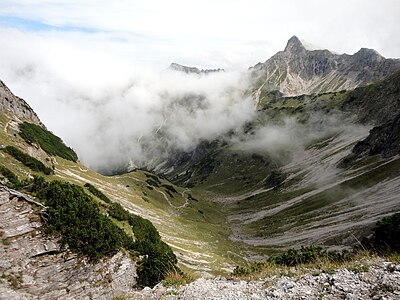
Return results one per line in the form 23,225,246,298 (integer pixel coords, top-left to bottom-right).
0,36,400,299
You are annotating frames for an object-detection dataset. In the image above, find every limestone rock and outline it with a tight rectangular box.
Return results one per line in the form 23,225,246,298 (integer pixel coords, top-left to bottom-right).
0,80,43,126
251,36,400,105
0,187,137,300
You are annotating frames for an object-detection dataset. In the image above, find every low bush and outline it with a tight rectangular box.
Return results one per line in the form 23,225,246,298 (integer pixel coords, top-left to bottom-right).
2,146,53,175
268,246,350,267
233,246,350,276
32,178,133,260
109,202,178,287
84,183,111,203
363,213,400,254
0,165,22,188
19,122,78,162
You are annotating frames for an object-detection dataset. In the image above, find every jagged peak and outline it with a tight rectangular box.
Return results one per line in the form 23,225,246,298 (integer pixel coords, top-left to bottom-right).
284,36,305,53
168,63,224,74
168,63,201,74
355,47,382,58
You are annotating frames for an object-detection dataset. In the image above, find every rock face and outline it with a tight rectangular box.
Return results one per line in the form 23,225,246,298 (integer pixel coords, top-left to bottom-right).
168,63,224,74
338,69,400,165
0,187,137,300
0,80,43,126
251,36,400,103
342,69,400,125
133,260,400,299
352,113,400,159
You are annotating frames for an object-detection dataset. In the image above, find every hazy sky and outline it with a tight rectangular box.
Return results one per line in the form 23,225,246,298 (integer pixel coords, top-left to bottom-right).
0,0,399,170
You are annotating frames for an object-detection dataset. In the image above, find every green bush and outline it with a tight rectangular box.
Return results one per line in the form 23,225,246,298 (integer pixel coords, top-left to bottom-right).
233,246,350,276
19,122,78,162
109,202,178,287
31,180,178,287
2,146,53,175
0,165,22,188
368,213,400,253
268,246,349,267
33,179,133,260
84,183,111,203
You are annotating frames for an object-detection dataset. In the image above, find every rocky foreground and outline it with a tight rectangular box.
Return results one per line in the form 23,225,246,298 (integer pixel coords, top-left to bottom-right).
1,186,399,300
133,260,400,300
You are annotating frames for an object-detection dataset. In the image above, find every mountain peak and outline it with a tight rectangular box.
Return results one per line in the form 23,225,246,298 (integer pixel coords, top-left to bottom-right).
284,36,305,53
168,63,224,74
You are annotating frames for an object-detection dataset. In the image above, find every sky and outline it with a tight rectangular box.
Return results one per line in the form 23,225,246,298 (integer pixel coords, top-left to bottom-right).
0,0,399,171
0,0,399,69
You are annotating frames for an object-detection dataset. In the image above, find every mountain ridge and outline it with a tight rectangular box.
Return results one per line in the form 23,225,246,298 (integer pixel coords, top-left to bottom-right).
0,80,43,126
250,36,400,105
168,63,224,74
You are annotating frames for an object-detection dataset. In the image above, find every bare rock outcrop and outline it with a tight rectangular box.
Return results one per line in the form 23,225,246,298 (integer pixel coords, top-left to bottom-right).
0,80,43,126
0,187,137,300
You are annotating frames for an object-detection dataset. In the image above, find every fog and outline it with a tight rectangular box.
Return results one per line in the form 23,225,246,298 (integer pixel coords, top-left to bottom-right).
0,28,258,172
0,28,366,174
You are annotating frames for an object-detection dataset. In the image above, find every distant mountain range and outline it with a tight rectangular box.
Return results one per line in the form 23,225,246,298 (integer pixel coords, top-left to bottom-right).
168,63,224,74
1,35,400,299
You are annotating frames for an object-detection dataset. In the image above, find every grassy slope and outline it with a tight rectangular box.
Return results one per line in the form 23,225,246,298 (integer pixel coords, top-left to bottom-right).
1,84,399,275
0,112,248,274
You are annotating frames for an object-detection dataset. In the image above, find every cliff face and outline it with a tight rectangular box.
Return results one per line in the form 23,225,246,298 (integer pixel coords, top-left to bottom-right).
341,69,400,125
0,80,43,126
0,187,137,300
251,36,400,104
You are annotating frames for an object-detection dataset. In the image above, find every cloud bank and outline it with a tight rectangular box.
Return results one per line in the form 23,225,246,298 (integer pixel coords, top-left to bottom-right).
0,28,256,172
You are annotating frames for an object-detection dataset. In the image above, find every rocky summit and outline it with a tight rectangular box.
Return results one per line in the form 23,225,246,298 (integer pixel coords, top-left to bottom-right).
168,63,224,74
251,36,400,105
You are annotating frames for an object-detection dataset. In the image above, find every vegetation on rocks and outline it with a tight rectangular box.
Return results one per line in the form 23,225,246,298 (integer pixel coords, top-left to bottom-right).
233,246,350,276
0,165,23,188
29,177,179,287
108,202,179,287
84,182,111,203
19,121,78,162
364,212,400,254
32,177,132,260
2,145,53,175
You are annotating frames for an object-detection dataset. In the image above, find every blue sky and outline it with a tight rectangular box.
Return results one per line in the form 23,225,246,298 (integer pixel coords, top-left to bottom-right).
0,16,98,32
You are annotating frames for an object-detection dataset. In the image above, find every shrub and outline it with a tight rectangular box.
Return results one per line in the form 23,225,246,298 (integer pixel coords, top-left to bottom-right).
84,183,111,203
268,246,349,267
367,213,400,253
0,165,22,188
32,178,178,287
109,202,178,287
2,146,53,175
233,246,350,276
19,122,78,162
32,179,133,260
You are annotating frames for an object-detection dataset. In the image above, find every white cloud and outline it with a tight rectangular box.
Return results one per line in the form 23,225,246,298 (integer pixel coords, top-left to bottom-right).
0,0,399,172
0,0,399,69
0,27,255,171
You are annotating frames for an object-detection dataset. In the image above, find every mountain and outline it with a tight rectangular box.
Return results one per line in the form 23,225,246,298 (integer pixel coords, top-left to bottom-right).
1,36,400,298
0,80,234,296
168,63,224,74
341,68,400,125
251,36,400,106
149,37,400,258
0,80,42,126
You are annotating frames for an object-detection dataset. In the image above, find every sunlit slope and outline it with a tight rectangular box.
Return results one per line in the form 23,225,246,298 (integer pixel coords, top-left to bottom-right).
0,112,248,274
